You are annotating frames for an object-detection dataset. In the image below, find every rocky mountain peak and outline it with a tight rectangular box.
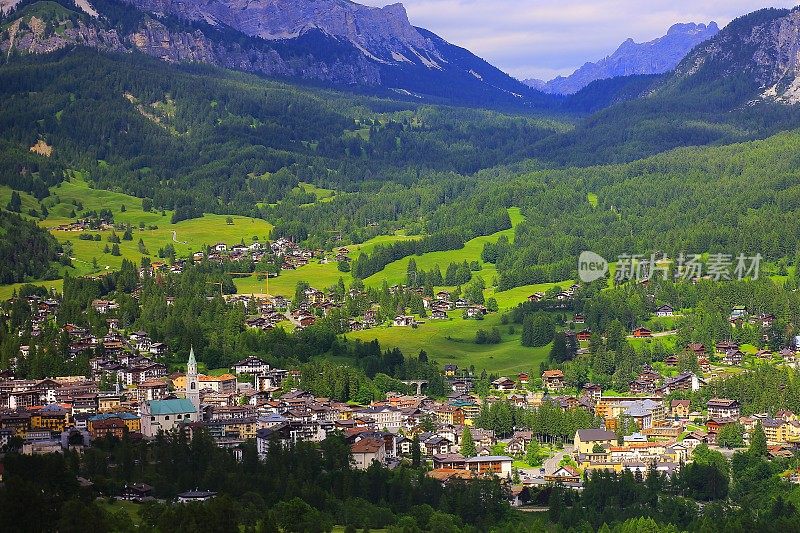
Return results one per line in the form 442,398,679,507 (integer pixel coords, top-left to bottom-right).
525,20,719,94
125,0,441,65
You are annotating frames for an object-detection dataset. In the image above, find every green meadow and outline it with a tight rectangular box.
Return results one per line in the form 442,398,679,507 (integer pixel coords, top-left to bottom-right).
0,176,273,298
3,183,566,373
345,310,551,375
361,207,524,288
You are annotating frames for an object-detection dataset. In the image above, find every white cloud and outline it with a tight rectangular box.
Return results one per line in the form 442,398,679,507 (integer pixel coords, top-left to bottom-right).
359,0,798,79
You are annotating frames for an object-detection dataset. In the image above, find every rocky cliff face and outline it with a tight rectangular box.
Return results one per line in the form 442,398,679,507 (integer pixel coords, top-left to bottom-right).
673,8,800,104
0,0,540,105
0,2,382,85
126,0,444,66
526,22,719,95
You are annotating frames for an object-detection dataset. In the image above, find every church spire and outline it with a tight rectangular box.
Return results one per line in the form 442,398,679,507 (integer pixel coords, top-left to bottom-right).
186,345,200,412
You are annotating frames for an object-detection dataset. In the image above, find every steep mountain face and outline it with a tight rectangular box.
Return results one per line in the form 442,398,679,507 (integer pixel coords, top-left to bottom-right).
526,22,719,95
127,0,440,64
0,0,543,106
671,8,800,105
530,8,800,167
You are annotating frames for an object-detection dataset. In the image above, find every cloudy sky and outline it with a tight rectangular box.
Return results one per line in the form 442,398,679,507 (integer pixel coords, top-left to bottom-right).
360,0,797,80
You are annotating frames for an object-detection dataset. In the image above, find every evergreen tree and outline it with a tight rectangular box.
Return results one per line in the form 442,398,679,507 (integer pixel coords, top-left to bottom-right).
460,427,476,457
749,421,768,457
6,191,21,212
525,440,542,466
411,436,421,467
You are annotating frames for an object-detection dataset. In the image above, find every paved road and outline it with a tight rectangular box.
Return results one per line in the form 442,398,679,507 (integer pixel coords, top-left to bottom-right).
544,445,572,475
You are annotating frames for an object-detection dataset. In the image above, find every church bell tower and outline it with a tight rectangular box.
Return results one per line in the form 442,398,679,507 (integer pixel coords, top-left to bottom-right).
186,346,200,411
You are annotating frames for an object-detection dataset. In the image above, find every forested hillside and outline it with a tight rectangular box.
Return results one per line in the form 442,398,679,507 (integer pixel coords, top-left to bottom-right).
0,211,62,283
0,49,566,215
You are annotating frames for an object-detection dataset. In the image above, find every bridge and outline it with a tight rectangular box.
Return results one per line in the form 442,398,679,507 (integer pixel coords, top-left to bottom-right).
401,380,429,395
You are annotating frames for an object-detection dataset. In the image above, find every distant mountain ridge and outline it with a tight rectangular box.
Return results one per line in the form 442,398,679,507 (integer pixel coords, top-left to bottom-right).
0,0,545,106
525,22,719,94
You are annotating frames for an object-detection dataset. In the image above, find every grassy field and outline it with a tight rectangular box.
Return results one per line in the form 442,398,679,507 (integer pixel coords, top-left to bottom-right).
298,182,336,204
0,176,273,297
362,207,524,288
96,500,142,526
346,310,551,375
234,231,418,296
0,185,41,219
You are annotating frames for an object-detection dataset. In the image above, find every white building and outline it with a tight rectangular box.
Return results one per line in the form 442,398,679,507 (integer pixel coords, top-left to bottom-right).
140,398,198,437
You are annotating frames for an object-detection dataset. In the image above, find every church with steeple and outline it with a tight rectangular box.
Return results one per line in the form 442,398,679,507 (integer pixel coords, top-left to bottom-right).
186,346,200,411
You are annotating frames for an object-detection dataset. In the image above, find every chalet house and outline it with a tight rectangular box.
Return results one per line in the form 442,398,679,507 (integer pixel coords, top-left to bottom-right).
359,309,378,327
730,306,747,320
716,340,739,353
680,431,709,449
297,315,316,328
722,350,744,366
632,327,652,338
432,453,466,470
393,316,415,327
443,365,458,377
542,369,565,392
423,436,453,457
517,373,529,386
464,456,513,477
91,300,118,314
657,372,703,394
655,305,674,317
574,428,617,454
89,417,128,440
149,343,168,357
213,243,227,252
687,343,706,356
120,483,154,501
527,293,544,302
491,377,515,391
232,356,270,375
629,378,657,395
466,306,486,318
576,329,592,342
431,310,448,320
505,437,527,456
582,383,602,403
454,298,469,309
706,418,736,441
573,314,585,324
671,400,691,419
546,465,580,484
759,314,776,328
664,355,679,367
707,398,740,420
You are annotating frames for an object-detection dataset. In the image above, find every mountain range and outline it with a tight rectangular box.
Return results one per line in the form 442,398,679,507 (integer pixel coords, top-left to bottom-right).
0,0,544,106
2,0,800,119
524,22,720,95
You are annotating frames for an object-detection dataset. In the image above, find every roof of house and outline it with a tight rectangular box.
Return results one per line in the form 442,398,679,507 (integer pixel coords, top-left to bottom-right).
576,429,617,442
351,438,384,454
464,455,513,463
177,490,217,499
145,398,196,415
